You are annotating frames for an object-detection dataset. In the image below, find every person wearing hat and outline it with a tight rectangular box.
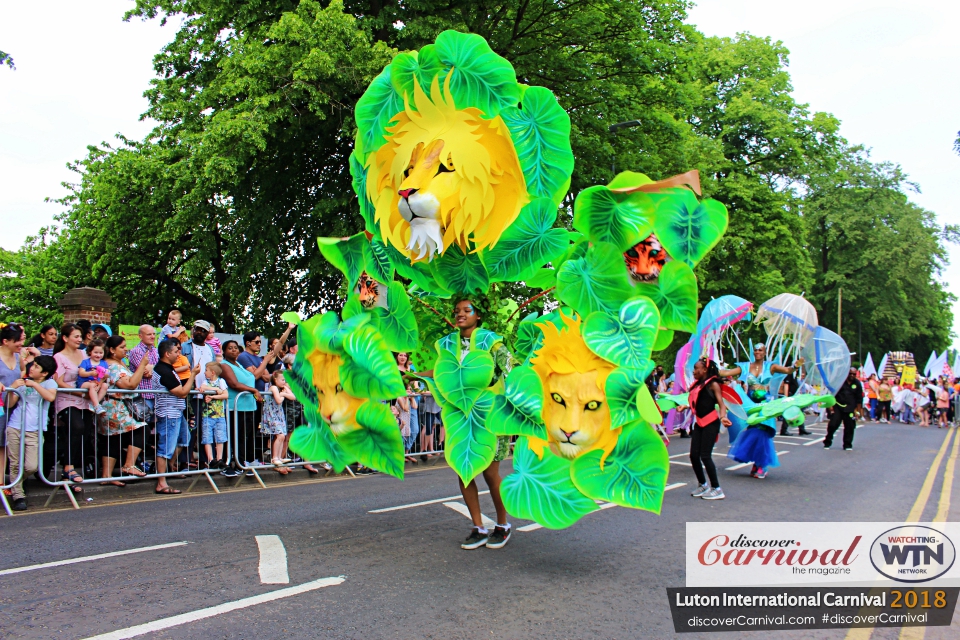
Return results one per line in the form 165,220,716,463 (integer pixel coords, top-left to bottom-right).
182,321,218,464
92,324,112,341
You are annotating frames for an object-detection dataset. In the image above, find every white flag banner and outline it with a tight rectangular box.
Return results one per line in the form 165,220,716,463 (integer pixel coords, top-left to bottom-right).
862,353,876,378
687,522,960,588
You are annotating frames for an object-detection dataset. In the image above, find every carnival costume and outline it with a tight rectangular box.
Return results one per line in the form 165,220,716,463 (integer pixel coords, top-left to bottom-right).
727,361,780,471
282,30,740,529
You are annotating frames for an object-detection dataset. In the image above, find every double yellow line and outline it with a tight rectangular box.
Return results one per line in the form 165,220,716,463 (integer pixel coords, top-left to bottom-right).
846,428,960,640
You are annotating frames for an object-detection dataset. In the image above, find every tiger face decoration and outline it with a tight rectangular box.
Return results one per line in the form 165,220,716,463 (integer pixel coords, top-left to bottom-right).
624,234,670,283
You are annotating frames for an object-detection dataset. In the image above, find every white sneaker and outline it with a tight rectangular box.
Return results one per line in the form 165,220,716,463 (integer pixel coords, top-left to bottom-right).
691,483,710,497
702,487,726,500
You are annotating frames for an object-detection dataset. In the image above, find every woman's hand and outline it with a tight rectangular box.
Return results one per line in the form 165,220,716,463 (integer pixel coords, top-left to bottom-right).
254,391,263,403
721,416,732,427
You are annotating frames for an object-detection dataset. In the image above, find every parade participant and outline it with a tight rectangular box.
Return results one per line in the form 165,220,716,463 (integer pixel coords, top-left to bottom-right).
688,359,731,500
824,368,861,450
415,297,512,550
720,344,803,479
877,377,893,423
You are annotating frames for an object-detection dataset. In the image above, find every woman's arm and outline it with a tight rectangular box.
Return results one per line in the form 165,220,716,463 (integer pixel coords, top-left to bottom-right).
718,366,741,378
219,363,257,395
771,358,804,375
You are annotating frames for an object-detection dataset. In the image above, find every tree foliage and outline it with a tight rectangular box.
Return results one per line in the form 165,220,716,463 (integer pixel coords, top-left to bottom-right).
3,0,953,357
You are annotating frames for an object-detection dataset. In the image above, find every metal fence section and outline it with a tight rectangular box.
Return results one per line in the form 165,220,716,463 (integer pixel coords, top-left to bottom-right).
3,386,464,514
32,387,234,509
1,388,30,516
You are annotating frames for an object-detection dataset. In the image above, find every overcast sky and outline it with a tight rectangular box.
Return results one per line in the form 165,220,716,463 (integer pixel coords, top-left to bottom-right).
2,0,957,349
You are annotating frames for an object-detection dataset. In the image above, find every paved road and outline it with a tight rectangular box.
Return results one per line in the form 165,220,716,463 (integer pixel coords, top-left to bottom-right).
2,419,959,639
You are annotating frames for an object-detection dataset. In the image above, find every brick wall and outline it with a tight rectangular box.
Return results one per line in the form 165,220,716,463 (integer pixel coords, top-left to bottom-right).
58,287,116,327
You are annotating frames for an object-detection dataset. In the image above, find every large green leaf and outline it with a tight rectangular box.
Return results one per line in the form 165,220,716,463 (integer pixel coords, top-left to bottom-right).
388,50,425,101
416,30,520,116
349,150,377,233
288,422,351,473
309,311,347,356
488,367,547,439
433,347,494,413
500,86,574,204
513,314,545,364
432,244,489,294
607,171,655,190
652,328,674,351
341,294,363,321
525,268,557,290
636,385,663,424
571,420,669,512
581,296,659,369
364,238,395,284
337,401,406,479
635,260,698,333
317,232,368,291
605,365,654,429
354,66,404,153
556,242,636,317
443,392,498,484
652,189,728,267
324,313,370,354
573,186,655,251
340,324,406,400
483,198,568,282
386,243,451,295
501,438,599,529
373,281,419,352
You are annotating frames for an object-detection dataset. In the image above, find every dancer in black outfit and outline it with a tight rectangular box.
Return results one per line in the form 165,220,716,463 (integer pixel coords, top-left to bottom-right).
824,368,861,451
689,359,732,500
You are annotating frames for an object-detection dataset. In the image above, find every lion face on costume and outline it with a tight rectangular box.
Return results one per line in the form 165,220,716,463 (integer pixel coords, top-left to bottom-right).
307,351,365,436
530,314,620,461
366,76,528,261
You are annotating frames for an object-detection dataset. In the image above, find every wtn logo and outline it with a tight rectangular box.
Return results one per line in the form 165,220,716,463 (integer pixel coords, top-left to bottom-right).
870,526,956,583
880,543,944,568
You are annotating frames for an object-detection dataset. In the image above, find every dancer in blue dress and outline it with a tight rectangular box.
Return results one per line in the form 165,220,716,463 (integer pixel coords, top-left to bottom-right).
720,343,803,478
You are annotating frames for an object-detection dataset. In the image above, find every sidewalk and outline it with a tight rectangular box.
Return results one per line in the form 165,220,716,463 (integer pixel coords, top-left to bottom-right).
11,456,451,513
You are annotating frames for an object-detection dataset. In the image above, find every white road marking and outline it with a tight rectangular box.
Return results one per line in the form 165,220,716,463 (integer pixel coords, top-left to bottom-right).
255,535,289,584
442,501,495,527
0,542,190,577
82,576,345,640
726,462,751,471
670,460,692,466
773,441,802,445
518,482,687,533
369,491,489,513
804,437,826,446
669,451,723,459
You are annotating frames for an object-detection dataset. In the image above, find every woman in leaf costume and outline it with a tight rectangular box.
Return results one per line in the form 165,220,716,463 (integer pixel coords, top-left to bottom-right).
292,30,741,536
415,296,514,549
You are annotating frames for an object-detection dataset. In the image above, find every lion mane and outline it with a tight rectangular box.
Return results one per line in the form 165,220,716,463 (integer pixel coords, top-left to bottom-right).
365,75,528,261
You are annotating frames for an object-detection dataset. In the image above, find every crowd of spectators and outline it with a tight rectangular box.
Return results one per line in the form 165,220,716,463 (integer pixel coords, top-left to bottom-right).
0,313,451,511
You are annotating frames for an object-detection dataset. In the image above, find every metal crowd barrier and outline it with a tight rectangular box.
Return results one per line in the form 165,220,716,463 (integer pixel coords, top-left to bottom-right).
1,388,30,516
3,386,465,514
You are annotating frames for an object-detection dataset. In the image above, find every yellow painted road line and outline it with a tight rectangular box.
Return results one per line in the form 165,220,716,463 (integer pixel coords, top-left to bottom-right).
898,429,960,640
934,427,960,523
906,428,956,523
848,428,956,640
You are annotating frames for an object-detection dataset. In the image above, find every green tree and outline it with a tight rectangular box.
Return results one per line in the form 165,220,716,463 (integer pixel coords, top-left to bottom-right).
802,146,957,365
0,49,13,69
0,229,77,333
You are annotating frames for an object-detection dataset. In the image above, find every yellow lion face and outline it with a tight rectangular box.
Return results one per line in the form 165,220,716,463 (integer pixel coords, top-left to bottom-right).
307,351,365,436
542,370,620,460
530,313,619,461
366,76,528,261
